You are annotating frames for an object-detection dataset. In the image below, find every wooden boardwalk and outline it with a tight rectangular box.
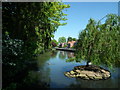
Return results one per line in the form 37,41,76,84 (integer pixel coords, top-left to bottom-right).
55,47,76,52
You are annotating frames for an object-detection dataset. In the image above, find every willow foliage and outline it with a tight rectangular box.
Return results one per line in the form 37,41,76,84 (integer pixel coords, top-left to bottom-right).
76,14,120,68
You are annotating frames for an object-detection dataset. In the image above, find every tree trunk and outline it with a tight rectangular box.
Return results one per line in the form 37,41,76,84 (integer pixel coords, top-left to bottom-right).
86,61,91,67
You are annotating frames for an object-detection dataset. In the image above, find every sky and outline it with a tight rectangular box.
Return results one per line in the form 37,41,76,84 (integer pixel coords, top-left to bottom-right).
54,2,118,41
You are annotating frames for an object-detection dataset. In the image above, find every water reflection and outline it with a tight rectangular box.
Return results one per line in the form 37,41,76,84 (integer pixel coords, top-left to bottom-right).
4,50,119,89
58,51,75,59
67,52,75,58
67,72,119,88
41,51,120,88
36,52,51,86
19,70,50,89
58,51,67,59
51,51,57,58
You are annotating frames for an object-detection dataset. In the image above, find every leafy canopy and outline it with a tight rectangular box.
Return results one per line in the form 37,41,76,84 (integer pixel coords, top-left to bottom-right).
75,14,120,69
58,37,66,43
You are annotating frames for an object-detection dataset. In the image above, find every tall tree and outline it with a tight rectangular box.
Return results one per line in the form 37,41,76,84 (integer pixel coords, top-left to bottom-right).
51,39,58,47
67,37,72,42
75,14,120,68
2,2,70,54
58,37,66,43
72,38,77,41
2,2,70,89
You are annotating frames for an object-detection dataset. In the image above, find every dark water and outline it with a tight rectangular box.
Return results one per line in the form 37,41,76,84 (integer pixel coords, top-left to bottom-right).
28,50,120,88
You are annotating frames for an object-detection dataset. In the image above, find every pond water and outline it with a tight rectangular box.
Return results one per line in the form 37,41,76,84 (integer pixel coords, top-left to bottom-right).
30,50,120,88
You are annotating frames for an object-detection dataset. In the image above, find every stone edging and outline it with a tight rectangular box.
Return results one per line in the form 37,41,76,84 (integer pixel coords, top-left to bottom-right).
64,65,111,80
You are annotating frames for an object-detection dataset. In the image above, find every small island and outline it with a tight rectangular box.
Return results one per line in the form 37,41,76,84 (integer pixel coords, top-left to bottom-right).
64,65,111,80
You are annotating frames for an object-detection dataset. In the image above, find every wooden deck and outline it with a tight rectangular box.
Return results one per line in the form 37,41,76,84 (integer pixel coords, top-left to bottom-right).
55,47,76,52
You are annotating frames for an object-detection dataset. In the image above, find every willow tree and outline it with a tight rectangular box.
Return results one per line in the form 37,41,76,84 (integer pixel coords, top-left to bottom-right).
75,14,120,69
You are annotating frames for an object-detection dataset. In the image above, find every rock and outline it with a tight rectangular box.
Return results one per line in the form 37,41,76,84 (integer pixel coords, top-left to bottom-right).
72,74,76,77
64,72,71,78
70,71,75,74
80,74,89,80
83,76,89,80
94,73,102,77
76,74,80,77
101,69,106,73
94,76,103,80
88,76,94,80
76,70,81,73
64,65,111,80
86,73,95,77
79,73,86,77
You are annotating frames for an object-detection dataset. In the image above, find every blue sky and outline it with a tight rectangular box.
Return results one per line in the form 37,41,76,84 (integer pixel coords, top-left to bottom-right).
54,2,118,41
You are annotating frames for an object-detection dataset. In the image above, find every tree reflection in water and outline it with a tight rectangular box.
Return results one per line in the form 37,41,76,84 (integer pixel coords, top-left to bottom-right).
3,50,51,89
66,74,119,88
59,51,67,59
67,52,75,58
51,50,58,58
58,51,75,60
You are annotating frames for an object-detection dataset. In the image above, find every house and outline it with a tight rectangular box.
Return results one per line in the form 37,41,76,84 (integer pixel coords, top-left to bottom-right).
59,42,67,48
67,41,77,48
58,41,77,48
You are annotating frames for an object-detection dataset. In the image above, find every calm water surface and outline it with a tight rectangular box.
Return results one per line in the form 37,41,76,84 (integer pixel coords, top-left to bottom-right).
33,50,120,88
